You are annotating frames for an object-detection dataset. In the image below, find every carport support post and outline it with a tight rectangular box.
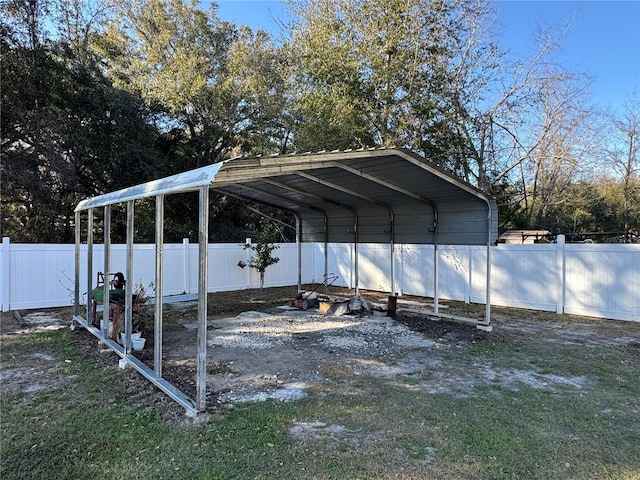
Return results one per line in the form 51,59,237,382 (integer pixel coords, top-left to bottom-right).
102,205,111,334
354,214,359,295
196,186,209,412
155,195,164,378
296,214,302,291
433,243,439,314
86,209,94,325
123,201,134,355
322,213,328,292
390,212,395,295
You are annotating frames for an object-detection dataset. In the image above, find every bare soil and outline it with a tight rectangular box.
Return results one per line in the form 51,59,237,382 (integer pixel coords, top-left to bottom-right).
2,286,640,422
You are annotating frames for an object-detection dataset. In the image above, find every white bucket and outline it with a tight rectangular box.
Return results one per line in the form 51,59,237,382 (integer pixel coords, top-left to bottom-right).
132,338,146,351
120,331,142,346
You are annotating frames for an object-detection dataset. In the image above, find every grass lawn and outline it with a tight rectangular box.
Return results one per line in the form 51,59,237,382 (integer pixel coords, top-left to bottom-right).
1,292,639,480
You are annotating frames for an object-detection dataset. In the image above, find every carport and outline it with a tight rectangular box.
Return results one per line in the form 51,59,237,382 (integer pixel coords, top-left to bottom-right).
73,147,498,415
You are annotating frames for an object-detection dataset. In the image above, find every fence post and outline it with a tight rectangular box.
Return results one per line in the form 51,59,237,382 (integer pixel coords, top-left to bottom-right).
466,245,472,303
182,238,190,294
1,237,10,312
556,234,566,314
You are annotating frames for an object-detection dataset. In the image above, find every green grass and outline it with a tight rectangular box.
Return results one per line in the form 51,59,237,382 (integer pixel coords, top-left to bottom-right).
2,316,639,479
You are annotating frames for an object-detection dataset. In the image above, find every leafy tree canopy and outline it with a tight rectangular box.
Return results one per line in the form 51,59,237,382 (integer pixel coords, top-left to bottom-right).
1,0,637,243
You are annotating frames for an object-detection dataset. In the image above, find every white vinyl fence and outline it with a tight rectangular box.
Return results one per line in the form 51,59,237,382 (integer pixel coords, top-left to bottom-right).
1,237,639,321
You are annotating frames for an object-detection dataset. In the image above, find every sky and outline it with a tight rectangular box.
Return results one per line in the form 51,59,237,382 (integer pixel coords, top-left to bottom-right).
209,0,640,112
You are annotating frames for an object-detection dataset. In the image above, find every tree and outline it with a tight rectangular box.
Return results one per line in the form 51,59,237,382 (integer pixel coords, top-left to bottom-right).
283,0,519,177
437,18,602,231
1,0,162,242
606,93,640,234
98,0,290,167
211,27,292,157
94,0,228,167
90,0,297,242
517,65,597,229
283,0,602,231
243,220,281,290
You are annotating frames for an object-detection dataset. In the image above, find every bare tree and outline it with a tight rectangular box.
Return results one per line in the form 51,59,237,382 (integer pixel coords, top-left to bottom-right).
466,24,597,189
606,92,640,234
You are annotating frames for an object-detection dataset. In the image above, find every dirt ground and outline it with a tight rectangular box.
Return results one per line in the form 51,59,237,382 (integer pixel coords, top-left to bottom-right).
2,286,640,421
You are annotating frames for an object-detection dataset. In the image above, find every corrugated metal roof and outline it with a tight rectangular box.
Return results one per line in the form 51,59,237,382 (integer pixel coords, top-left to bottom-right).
75,148,497,246
75,163,224,211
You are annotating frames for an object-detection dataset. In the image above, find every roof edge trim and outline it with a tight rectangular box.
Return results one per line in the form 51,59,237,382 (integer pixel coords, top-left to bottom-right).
75,162,224,212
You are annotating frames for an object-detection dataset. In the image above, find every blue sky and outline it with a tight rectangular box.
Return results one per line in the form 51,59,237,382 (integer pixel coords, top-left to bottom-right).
210,0,639,112
495,1,639,111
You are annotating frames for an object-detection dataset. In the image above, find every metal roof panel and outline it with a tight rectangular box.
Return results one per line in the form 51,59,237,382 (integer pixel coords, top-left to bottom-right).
74,149,497,245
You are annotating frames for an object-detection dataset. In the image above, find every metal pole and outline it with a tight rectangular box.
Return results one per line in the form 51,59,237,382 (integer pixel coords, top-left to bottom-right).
434,243,439,314
296,214,302,292
124,201,134,354
196,186,209,412
323,213,328,292
86,209,94,325
103,206,111,333
353,213,359,295
432,212,439,314
155,195,165,378
390,211,395,296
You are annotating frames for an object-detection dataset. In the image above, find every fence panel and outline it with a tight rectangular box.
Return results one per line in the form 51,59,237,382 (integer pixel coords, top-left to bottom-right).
314,243,354,289
4,243,77,310
250,243,316,289
1,239,638,321
397,244,434,297
207,243,248,292
396,245,470,302
488,244,558,311
438,245,472,302
564,244,640,321
162,243,192,295
357,243,392,293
